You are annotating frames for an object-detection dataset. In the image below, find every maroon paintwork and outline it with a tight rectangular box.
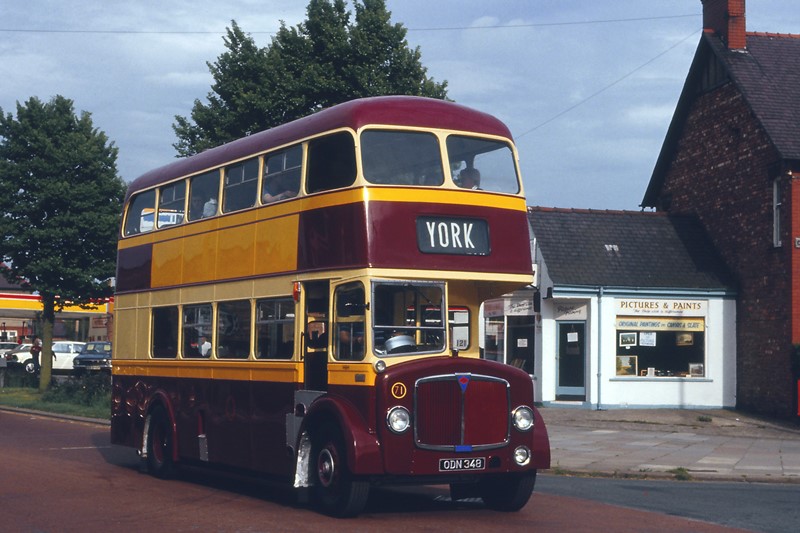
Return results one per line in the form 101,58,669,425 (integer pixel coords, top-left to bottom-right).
124,96,513,203
112,356,550,480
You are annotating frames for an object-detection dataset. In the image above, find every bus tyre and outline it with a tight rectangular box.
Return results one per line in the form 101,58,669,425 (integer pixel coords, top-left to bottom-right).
146,406,175,479
479,471,537,512
311,425,369,517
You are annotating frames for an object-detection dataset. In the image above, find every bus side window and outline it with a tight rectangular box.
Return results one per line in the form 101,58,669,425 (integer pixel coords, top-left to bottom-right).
152,306,179,358
255,298,295,359
183,304,213,358
306,132,357,194
262,146,301,204
188,170,221,221
158,180,186,228
217,300,251,359
223,158,259,213
124,189,156,236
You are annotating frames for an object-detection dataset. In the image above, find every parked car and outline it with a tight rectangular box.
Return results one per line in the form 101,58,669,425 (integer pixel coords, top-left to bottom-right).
0,341,19,356
73,341,112,374
51,341,85,374
4,343,32,369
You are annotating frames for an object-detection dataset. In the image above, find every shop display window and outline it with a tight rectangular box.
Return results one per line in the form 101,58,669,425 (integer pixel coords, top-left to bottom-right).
615,326,705,377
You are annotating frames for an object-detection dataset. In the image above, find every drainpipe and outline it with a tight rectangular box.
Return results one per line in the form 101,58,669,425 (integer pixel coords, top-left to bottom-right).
596,286,604,411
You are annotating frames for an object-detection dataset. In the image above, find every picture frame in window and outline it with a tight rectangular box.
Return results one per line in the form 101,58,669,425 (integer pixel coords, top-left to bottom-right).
616,355,638,376
619,332,637,347
689,363,704,377
676,332,694,346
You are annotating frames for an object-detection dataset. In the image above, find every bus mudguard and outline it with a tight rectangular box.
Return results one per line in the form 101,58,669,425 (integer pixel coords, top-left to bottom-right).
302,395,383,475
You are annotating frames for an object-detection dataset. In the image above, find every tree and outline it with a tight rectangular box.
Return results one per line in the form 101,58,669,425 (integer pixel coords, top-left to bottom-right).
0,95,126,391
173,0,448,156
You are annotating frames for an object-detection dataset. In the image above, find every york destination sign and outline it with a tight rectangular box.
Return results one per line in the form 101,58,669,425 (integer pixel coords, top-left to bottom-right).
416,216,490,255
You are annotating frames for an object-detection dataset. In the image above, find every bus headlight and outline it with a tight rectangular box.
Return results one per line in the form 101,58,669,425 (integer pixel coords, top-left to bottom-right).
373,359,386,373
514,446,531,466
512,406,534,431
386,406,411,434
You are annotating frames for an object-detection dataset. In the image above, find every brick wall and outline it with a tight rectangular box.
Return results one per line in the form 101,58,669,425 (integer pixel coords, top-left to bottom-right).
658,82,794,415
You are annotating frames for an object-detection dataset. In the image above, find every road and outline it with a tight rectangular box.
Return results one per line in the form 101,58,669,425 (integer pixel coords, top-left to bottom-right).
0,410,756,532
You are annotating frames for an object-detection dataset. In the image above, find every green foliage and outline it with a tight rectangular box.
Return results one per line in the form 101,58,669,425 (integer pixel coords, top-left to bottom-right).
173,0,448,156
42,373,111,407
0,95,126,308
0,95,126,390
0,372,111,420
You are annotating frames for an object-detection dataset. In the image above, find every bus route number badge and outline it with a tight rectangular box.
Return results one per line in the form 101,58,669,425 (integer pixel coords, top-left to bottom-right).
391,382,407,399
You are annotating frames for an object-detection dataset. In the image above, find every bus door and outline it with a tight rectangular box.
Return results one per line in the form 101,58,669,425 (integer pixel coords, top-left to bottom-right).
303,281,329,391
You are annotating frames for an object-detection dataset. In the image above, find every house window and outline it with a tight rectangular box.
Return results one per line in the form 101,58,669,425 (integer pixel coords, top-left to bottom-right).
773,178,782,247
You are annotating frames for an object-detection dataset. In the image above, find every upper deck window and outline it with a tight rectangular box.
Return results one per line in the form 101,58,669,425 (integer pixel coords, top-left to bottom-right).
306,132,357,194
223,157,259,213
123,189,156,236
361,130,444,186
262,145,301,203
158,181,185,228
188,170,221,221
447,136,519,194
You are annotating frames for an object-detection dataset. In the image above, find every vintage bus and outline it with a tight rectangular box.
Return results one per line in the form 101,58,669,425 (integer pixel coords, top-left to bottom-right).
111,96,550,517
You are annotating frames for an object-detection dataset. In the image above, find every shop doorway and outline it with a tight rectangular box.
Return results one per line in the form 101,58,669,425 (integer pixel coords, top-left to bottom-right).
506,315,535,374
556,321,586,400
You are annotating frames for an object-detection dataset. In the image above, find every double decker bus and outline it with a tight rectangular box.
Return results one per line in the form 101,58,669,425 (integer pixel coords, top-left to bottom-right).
111,96,550,517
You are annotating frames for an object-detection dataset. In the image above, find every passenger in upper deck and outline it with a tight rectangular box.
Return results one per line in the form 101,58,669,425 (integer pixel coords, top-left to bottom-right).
458,167,481,190
262,173,298,203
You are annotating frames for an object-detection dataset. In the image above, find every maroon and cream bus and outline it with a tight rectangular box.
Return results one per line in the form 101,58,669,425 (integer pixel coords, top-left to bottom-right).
111,96,550,516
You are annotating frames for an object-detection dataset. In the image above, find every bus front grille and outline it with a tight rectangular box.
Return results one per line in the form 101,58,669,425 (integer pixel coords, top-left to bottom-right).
414,374,510,451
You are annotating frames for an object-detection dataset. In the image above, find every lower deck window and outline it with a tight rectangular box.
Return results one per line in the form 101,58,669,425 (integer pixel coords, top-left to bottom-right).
256,298,295,359
217,300,251,359
152,306,179,358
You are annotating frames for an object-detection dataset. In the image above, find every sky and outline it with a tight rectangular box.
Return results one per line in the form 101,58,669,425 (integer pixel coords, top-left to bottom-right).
2,1,799,211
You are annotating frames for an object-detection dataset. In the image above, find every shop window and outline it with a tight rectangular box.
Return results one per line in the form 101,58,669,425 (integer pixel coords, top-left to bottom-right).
217,300,251,359
483,316,505,362
615,318,705,377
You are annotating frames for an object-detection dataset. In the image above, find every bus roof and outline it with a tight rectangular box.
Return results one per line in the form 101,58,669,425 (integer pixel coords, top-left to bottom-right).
126,96,513,199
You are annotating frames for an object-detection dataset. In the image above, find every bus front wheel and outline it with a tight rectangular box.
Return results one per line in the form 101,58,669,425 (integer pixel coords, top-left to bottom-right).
146,406,175,479
311,425,369,517
479,471,537,512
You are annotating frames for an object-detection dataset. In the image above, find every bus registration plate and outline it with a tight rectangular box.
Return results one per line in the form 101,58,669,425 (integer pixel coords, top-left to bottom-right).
439,457,485,472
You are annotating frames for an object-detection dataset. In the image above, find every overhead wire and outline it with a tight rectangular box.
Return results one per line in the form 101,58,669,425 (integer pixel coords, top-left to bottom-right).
515,28,702,139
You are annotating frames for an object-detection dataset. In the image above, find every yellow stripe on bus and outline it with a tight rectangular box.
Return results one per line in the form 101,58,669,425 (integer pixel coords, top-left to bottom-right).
112,358,376,386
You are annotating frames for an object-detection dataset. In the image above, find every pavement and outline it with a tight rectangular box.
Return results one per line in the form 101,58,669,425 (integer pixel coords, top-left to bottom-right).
4,402,800,483
538,405,800,483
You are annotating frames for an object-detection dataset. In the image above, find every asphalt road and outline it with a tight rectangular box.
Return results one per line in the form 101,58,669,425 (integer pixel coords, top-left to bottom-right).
0,409,754,532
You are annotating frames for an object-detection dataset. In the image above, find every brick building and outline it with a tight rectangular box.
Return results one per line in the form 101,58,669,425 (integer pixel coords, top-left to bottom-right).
642,0,800,415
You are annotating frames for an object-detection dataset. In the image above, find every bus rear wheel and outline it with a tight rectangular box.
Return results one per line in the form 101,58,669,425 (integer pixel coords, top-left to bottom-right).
146,406,175,479
479,471,537,512
311,425,369,517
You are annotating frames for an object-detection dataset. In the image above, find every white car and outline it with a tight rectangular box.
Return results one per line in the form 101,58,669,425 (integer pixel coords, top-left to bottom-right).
6,341,85,373
51,341,86,373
